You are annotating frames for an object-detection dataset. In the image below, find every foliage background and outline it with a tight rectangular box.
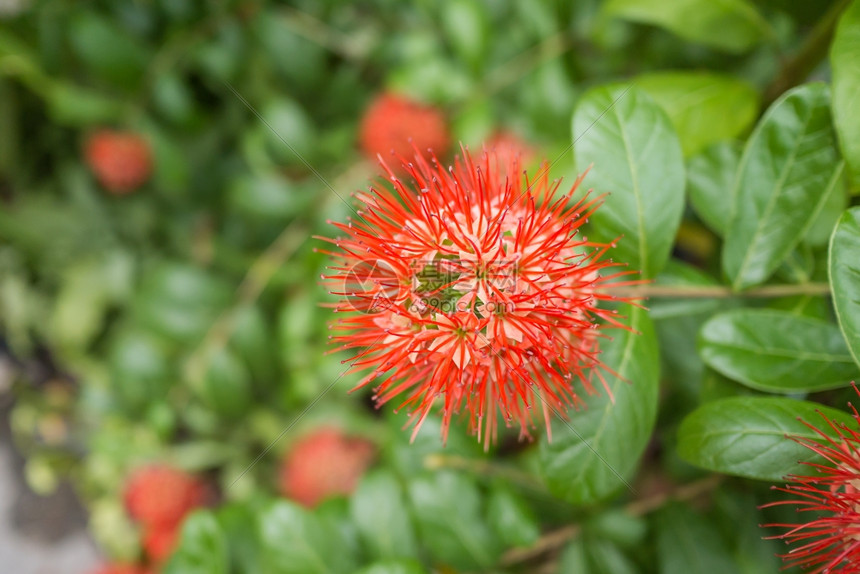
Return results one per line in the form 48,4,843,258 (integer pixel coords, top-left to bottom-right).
1,0,860,572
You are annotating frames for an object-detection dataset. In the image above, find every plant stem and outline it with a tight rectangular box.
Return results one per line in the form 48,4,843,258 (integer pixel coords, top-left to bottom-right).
606,282,831,299
501,474,723,566
423,454,545,492
763,0,852,105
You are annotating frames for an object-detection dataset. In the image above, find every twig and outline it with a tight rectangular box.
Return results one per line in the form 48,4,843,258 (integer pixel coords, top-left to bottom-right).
501,474,723,566
763,0,852,105
606,282,831,299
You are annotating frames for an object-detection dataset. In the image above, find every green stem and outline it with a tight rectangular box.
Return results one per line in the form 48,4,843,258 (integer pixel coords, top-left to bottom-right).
763,0,852,105
607,282,831,299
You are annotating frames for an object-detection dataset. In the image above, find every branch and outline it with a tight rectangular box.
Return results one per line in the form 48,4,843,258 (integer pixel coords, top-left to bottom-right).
501,474,723,566
763,0,852,105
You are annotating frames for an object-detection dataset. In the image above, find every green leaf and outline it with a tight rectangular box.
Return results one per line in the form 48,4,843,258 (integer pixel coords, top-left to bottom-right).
350,471,420,561
832,0,860,189
258,500,357,574
217,504,262,573
573,84,685,278
805,162,847,247
722,83,841,290
677,396,857,480
407,471,501,570
687,142,741,237
540,306,659,503
699,309,860,393
656,503,740,574
68,13,149,89
830,207,860,368
487,483,540,548
164,511,229,574
603,0,769,53
637,72,758,156
558,538,638,574
355,560,426,574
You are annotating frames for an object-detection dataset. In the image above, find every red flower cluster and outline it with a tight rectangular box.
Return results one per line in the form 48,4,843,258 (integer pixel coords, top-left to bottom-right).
359,93,449,162
321,146,633,447
85,129,152,193
279,427,375,508
764,392,860,573
124,465,208,565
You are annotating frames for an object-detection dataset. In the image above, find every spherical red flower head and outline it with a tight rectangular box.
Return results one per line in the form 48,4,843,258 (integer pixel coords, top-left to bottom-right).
359,93,450,162
143,524,180,565
84,130,152,194
278,427,375,508
124,465,207,528
764,389,860,573
320,145,636,447
91,564,151,574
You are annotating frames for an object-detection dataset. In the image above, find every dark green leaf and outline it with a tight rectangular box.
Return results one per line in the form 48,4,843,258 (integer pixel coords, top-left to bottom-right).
258,500,358,574
677,396,857,480
722,83,841,290
164,511,229,574
540,306,659,503
558,538,638,574
832,0,860,189
350,471,420,561
830,207,860,367
804,162,847,247
573,84,685,278
407,471,501,570
603,0,769,53
637,72,758,156
687,142,741,236
699,309,860,393
656,503,740,574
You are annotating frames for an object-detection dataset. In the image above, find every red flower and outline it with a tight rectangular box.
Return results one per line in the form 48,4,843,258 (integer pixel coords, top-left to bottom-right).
320,146,635,447
91,565,151,574
279,427,375,508
359,93,449,162
143,524,180,565
124,465,207,528
85,130,152,193
763,392,860,573
486,130,537,167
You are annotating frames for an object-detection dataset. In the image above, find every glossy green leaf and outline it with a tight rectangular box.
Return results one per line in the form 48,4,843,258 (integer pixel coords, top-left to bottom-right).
637,72,758,156
258,500,358,574
350,471,420,561
832,0,860,188
699,309,860,393
603,0,769,53
723,83,841,290
677,396,857,480
805,162,847,247
540,306,659,503
573,84,685,278
686,142,741,236
830,207,860,368
164,511,229,574
407,471,501,570
656,503,740,574
487,483,540,548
